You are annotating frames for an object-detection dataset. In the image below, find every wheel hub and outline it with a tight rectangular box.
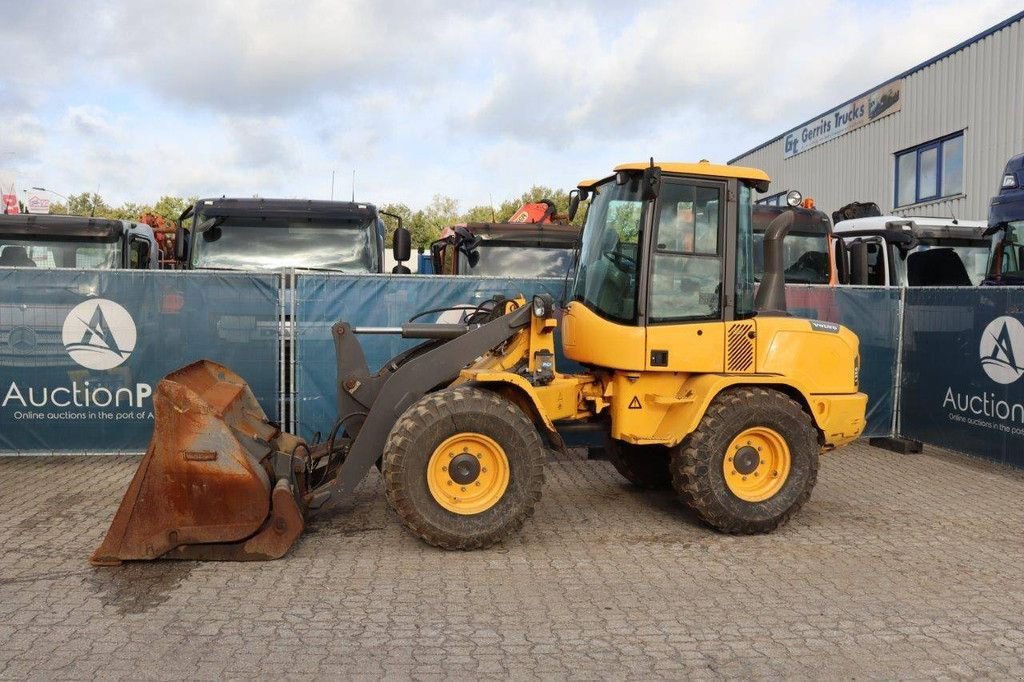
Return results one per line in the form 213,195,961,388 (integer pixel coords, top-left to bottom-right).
733,446,760,474
448,453,481,485
723,427,792,503
427,432,510,515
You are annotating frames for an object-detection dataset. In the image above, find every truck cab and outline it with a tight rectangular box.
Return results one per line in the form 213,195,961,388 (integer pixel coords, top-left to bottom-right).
982,153,1024,285
429,221,579,278
833,215,989,286
753,202,834,285
176,198,390,273
0,214,159,270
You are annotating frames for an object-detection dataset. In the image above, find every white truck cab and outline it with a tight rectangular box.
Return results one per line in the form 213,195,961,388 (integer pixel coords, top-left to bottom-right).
833,215,989,287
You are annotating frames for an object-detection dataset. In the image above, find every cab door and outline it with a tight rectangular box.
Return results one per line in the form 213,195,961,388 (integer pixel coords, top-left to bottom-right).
643,178,728,373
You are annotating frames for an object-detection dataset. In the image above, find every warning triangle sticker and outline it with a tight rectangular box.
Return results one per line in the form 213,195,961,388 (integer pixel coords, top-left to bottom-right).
628,396,642,410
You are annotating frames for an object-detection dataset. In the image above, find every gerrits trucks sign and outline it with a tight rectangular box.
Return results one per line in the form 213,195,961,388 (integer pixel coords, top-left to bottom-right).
783,80,903,159
900,289,1024,468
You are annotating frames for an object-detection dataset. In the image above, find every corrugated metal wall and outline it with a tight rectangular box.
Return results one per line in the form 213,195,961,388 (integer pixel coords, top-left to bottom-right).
732,18,1023,220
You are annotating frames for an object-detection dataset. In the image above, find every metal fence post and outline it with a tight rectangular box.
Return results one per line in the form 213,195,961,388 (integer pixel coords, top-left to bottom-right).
890,286,907,438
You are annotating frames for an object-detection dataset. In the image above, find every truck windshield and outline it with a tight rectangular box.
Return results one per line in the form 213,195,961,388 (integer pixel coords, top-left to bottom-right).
192,216,377,272
571,178,644,323
911,239,990,285
0,237,120,269
458,243,573,278
752,233,830,284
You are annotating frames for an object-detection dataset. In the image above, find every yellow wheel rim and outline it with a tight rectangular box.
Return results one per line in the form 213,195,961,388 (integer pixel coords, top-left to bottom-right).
723,427,791,502
427,432,510,515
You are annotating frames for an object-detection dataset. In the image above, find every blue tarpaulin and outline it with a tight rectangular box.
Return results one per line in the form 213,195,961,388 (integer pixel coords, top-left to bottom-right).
292,274,566,441
784,285,901,438
899,287,1024,467
0,269,279,452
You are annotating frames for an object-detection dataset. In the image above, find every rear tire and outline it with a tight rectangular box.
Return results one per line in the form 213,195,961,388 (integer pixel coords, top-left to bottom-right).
607,441,673,489
383,386,545,549
671,387,819,534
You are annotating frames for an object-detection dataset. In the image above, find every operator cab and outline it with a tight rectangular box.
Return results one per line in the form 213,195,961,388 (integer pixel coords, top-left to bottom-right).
570,161,767,327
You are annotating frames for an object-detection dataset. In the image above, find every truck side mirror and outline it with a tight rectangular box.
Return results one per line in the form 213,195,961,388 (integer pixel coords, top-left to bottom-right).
392,226,412,265
175,224,186,260
848,241,869,285
834,238,849,284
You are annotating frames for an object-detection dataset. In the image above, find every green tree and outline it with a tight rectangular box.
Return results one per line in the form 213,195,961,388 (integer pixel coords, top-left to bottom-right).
51,192,114,218
151,195,193,223
108,201,146,221
462,204,496,223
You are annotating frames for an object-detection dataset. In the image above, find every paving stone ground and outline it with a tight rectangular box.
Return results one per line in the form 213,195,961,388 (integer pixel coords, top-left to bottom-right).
1,441,1023,680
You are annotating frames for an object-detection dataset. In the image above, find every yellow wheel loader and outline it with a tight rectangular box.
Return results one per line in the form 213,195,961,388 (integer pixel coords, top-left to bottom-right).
91,161,867,564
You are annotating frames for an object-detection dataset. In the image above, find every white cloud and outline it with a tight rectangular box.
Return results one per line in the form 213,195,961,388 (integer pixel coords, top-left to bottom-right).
0,0,1020,209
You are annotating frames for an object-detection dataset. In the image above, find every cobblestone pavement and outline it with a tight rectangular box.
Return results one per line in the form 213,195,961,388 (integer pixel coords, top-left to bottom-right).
1,441,1023,680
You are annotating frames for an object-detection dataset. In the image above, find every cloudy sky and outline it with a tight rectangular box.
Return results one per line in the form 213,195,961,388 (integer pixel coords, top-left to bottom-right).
1,0,1020,210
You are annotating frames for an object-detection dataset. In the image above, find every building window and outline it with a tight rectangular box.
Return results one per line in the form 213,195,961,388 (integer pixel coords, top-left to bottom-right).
895,132,964,207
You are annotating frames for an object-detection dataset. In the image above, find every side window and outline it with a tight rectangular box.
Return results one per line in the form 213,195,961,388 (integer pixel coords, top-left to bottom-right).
649,182,723,322
128,237,150,269
865,241,886,285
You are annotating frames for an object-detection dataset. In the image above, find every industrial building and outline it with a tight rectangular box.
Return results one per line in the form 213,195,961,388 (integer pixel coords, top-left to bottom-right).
730,11,1024,220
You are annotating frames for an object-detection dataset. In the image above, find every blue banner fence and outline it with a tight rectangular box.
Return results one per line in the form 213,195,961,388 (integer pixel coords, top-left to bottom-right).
2,268,1021,468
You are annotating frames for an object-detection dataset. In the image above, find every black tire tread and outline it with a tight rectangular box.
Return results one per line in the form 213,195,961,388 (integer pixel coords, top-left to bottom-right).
383,386,545,550
671,386,819,535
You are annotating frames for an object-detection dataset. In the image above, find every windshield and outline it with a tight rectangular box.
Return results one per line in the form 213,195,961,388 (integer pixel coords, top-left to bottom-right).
753,233,830,284
192,215,377,272
0,237,120,269
571,178,644,322
458,243,573,277
910,239,990,285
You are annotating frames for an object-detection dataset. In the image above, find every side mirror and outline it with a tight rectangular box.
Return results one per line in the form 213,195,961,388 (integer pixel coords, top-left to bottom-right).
175,224,186,260
568,190,581,222
392,226,412,263
175,205,193,262
834,238,849,284
641,166,661,201
849,241,869,285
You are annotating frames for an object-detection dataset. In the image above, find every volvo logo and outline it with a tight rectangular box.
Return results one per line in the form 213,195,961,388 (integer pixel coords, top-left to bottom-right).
8,325,38,353
62,299,137,370
980,315,1024,385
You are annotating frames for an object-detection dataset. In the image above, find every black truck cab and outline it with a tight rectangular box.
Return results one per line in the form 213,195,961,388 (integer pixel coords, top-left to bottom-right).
177,198,393,273
983,153,1024,285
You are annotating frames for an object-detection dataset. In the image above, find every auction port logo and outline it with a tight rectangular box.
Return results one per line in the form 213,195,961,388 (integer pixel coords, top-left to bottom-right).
62,299,137,370
980,315,1024,385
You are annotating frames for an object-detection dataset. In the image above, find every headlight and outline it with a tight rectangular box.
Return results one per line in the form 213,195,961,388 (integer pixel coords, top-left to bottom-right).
785,190,803,207
532,294,552,318
1002,173,1019,189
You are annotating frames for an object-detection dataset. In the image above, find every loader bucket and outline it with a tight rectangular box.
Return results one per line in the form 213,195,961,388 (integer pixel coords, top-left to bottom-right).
90,360,307,566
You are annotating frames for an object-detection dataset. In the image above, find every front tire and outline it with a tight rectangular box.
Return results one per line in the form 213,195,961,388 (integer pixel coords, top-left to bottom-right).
383,386,545,549
671,387,819,534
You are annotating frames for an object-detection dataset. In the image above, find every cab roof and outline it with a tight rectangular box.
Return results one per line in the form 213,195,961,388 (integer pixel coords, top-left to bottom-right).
613,160,770,183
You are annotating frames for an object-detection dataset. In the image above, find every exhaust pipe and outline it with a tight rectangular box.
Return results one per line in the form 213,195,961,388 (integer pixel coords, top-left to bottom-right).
754,211,794,315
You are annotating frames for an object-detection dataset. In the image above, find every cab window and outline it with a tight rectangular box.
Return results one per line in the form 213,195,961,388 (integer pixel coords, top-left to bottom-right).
649,182,723,322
